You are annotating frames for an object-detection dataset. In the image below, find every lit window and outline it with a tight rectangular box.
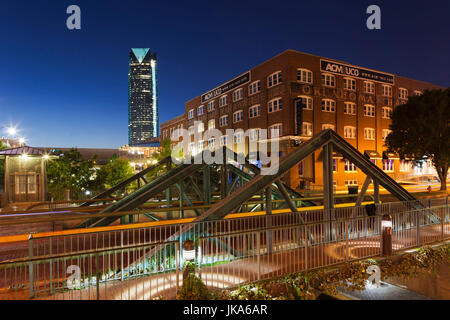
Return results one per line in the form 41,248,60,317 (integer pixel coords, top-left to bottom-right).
188,126,194,135
207,101,215,112
269,123,283,138
268,97,283,113
322,124,335,131
234,132,244,144
249,128,261,142
302,122,313,136
364,128,375,140
248,80,261,95
233,110,243,123
399,88,408,100
208,138,216,149
382,129,392,141
197,122,204,133
208,119,215,130
364,81,375,94
232,88,244,102
249,105,261,118
220,135,228,146
219,115,228,127
267,71,282,88
414,90,422,96
345,179,358,186
321,73,335,87
344,78,356,91
382,107,393,119
297,96,313,110
364,104,375,117
382,85,392,97
321,99,336,112
344,126,356,139
344,102,356,115
297,68,313,84
345,160,357,172
219,95,228,107
383,159,394,172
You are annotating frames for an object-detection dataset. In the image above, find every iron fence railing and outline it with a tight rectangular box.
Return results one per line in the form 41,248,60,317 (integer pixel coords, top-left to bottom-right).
0,197,448,300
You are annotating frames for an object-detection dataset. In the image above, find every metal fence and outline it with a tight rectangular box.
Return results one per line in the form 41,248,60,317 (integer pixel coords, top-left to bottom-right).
0,197,448,300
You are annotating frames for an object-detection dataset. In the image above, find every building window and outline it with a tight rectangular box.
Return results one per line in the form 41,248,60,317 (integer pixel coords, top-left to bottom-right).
233,88,244,102
188,109,194,119
344,102,356,115
321,99,336,112
364,81,375,94
383,159,394,172
332,159,337,172
208,119,215,130
188,126,194,135
382,85,392,97
382,107,393,119
364,104,375,117
219,115,228,127
382,129,392,141
399,88,408,100
297,68,313,84
220,135,228,146
197,122,204,133
344,126,356,139
268,97,283,113
344,77,356,91
321,73,335,87
198,140,204,150
297,96,313,110
322,124,335,131
198,105,204,116
207,101,215,112
218,95,228,108
364,128,376,140
267,71,282,88
414,90,422,96
269,123,283,138
298,161,304,176
233,110,243,123
208,138,216,149
188,142,194,153
302,122,313,136
234,132,244,144
345,180,358,187
345,160,357,172
249,105,261,118
249,128,261,142
400,160,412,172
248,80,261,95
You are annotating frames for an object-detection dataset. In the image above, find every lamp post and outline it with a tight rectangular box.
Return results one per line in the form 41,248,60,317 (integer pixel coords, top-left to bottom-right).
381,214,392,256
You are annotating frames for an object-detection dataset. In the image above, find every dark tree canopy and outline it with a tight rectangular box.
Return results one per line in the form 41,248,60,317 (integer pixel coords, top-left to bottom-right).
386,88,450,190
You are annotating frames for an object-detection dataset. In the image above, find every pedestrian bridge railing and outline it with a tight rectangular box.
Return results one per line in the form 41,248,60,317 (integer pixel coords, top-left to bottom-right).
0,197,448,300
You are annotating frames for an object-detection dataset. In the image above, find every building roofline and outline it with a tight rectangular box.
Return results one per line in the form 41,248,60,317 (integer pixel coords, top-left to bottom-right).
185,49,443,104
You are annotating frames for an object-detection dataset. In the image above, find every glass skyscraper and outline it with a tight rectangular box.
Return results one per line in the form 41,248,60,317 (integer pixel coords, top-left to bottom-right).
128,48,159,145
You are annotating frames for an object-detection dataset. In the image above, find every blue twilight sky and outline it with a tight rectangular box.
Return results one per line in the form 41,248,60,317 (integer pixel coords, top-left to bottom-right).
0,0,449,148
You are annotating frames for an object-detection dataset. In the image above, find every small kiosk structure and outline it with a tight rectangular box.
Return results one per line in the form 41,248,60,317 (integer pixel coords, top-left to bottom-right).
0,146,50,208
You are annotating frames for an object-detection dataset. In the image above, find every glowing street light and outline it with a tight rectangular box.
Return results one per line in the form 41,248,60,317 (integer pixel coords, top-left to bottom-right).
7,127,17,136
18,137,26,145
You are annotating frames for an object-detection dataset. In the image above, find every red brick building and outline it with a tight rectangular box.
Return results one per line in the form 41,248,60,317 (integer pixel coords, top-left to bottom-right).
161,50,442,190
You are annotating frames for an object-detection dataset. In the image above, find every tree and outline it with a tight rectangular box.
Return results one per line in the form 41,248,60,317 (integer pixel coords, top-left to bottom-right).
47,148,97,197
386,88,450,191
95,156,134,190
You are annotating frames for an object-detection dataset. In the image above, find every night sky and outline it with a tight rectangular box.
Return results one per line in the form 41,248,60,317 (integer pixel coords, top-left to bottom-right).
1,0,449,148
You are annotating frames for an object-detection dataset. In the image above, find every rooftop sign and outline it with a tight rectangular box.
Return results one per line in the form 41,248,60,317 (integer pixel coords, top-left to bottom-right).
201,72,250,103
320,59,395,85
